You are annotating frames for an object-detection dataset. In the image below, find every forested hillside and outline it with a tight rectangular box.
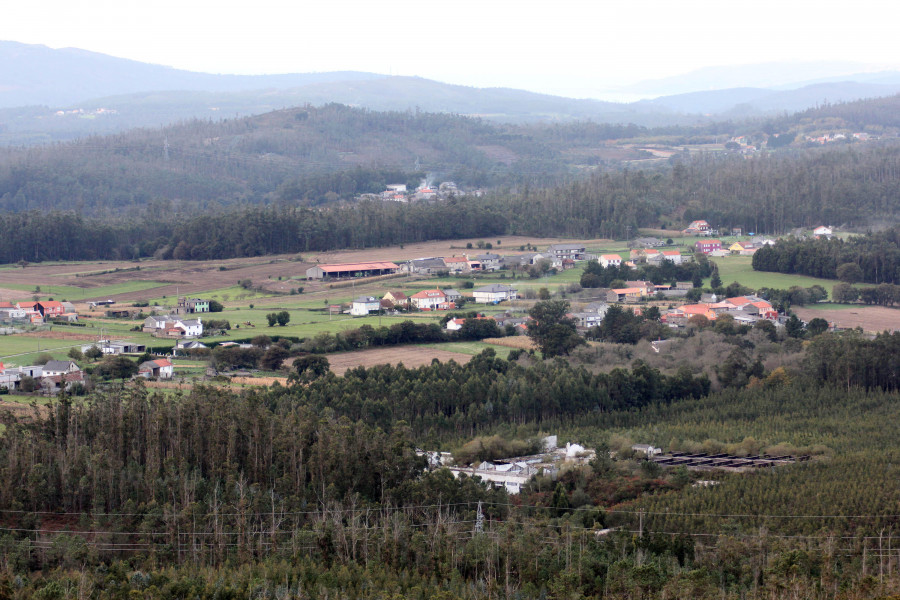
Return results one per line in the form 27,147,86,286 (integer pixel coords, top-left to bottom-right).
2,97,900,263
2,331,900,598
4,139,900,262
0,104,655,215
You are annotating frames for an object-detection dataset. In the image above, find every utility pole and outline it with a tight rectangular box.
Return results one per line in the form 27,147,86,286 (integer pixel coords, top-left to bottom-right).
475,501,484,535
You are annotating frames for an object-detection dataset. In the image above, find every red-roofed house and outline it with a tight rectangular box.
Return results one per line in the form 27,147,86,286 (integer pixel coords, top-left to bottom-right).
306,262,400,280
606,288,644,303
662,303,718,326
138,359,174,380
443,256,470,273
410,289,447,310
683,220,712,235
749,302,778,320
599,254,622,268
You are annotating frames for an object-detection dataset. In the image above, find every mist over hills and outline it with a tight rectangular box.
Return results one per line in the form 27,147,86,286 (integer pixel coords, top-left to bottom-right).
0,41,383,107
4,41,900,145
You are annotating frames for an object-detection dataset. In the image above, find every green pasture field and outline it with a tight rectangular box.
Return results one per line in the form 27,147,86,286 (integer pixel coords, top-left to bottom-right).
145,285,271,306
0,335,82,362
419,341,514,359
710,256,844,295
1,280,169,301
200,312,448,344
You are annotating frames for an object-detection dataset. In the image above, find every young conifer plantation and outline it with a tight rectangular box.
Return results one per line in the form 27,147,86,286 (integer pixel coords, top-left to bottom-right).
0,329,899,598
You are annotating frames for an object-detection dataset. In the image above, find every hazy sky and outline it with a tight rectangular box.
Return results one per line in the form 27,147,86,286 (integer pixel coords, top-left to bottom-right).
4,0,900,98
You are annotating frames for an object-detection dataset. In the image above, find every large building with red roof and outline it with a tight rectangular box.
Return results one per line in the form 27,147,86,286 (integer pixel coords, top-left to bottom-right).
306,262,400,280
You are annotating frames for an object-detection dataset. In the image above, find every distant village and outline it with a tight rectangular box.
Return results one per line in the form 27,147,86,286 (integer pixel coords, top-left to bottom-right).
358,180,484,203
1,218,839,394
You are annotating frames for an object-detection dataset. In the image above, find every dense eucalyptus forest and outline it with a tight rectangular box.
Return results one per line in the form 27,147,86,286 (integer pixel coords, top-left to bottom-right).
2,329,900,598
3,140,900,263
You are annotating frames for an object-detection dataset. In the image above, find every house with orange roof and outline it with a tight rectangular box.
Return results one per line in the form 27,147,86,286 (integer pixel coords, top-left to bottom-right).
410,289,447,310
306,261,400,279
662,303,718,326
37,301,65,319
683,220,712,235
599,254,622,268
726,296,754,307
0,303,26,320
748,301,778,320
138,358,174,380
606,288,644,303
630,248,660,262
442,256,470,273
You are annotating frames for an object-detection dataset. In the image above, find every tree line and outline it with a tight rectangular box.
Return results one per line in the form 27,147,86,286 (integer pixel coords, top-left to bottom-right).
752,226,900,284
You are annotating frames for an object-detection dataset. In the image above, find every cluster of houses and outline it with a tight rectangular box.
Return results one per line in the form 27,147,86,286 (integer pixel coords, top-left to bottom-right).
350,284,519,316
366,181,485,203
305,245,596,282
691,238,777,256
605,280,693,303
0,300,78,324
436,436,595,495
0,359,84,393
142,315,204,338
405,244,591,275
627,248,686,265
661,295,778,327
0,355,178,393
804,132,871,145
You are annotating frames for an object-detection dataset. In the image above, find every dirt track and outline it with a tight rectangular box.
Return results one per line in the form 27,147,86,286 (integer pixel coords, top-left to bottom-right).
18,331,99,341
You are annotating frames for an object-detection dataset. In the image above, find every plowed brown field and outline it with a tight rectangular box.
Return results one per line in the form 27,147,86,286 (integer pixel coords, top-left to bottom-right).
793,306,900,333
315,346,473,375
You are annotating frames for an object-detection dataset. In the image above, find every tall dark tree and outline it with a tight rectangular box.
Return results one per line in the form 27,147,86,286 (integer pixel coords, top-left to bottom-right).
526,299,584,357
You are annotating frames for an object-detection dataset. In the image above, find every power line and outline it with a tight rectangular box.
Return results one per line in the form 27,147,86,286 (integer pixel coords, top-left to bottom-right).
2,498,900,521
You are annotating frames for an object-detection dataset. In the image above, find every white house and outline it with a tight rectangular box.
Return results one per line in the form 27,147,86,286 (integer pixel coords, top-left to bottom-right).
351,296,380,316
0,303,27,320
473,284,517,304
814,226,833,237
41,360,80,378
143,315,203,338
599,254,622,268
445,318,466,331
410,289,447,310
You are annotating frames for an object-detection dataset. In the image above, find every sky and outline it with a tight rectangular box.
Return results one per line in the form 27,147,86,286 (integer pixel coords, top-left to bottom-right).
4,0,900,99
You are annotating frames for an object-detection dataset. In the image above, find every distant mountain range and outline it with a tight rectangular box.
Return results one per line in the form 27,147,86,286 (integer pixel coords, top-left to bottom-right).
3,41,900,144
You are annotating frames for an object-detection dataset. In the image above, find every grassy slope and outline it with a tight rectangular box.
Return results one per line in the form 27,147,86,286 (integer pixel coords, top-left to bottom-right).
710,255,845,296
